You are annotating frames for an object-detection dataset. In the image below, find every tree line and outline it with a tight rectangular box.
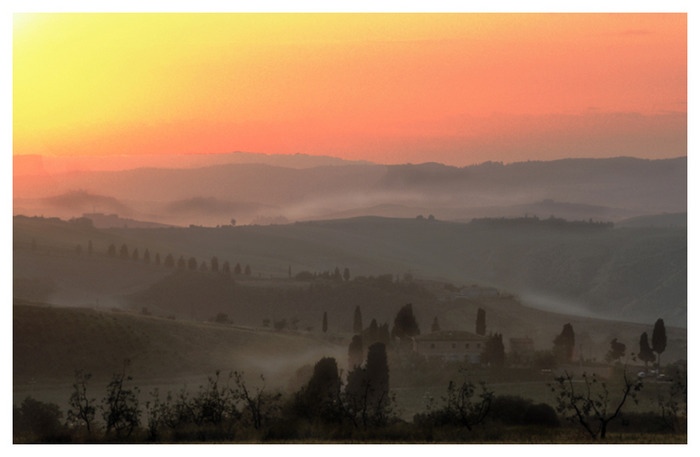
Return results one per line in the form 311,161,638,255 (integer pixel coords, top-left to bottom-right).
14,349,686,443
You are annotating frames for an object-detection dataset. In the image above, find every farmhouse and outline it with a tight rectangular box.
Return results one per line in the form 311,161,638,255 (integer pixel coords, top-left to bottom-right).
414,330,486,363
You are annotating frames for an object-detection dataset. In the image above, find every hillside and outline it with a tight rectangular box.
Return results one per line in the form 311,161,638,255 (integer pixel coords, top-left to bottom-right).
126,271,687,365
13,156,686,226
13,215,687,327
115,217,686,326
616,212,687,228
13,302,346,407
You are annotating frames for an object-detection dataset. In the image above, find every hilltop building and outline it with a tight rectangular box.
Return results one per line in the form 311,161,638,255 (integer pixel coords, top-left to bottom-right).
413,330,486,363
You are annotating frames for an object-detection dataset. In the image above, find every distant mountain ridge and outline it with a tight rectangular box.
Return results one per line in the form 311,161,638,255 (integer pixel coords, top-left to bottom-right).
13,151,372,176
13,156,686,227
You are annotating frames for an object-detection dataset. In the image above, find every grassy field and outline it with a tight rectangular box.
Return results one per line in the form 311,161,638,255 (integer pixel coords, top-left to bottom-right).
13,302,347,412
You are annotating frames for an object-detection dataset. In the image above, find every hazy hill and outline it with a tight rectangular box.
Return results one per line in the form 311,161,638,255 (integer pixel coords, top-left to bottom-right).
616,212,687,228
128,270,437,329
12,151,370,175
13,214,686,328
13,156,686,226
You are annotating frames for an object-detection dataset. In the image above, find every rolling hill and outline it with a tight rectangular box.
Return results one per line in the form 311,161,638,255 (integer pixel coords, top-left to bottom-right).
13,301,347,410
13,156,686,226
13,214,687,327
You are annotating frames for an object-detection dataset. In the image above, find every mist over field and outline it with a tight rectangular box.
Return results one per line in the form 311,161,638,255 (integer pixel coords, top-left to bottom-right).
13,154,686,228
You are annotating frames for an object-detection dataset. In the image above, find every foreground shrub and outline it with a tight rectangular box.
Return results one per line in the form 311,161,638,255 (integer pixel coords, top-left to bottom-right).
489,395,559,427
14,396,70,443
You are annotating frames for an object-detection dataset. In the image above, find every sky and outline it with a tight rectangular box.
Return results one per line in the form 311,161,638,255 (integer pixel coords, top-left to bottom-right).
12,12,687,167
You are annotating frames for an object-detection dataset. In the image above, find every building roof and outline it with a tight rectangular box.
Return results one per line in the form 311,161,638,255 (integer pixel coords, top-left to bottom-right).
415,330,486,342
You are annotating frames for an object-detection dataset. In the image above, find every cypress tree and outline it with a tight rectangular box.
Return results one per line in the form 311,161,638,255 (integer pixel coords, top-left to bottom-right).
553,323,575,362
353,306,363,334
638,332,656,369
651,319,667,369
476,308,486,336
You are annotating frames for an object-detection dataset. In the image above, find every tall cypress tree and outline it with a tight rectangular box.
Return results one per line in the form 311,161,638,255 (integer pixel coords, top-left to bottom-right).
476,308,486,336
353,306,363,334
638,332,656,369
651,318,667,369
391,303,420,340
553,323,575,362
348,334,363,369
365,342,389,410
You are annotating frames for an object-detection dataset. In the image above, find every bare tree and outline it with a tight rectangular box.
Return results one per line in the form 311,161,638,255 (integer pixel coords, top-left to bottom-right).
232,372,281,430
551,369,642,439
66,370,96,434
417,378,493,431
101,361,141,438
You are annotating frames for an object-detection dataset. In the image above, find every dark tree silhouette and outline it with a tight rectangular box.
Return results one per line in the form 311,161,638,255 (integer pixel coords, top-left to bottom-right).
552,370,642,440
177,256,186,270
365,343,389,408
232,371,281,430
13,396,64,441
652,318,667,368
378,322,391,345
605,338,626,364
294,357,342,422
391,303,420,340
101,364,141,438
222,260,231,275
638,332,656,369
187,257,197,270
164,253,175,268
234,263,242,275
431,316,440,333
343,267,351,281
476,308,486,336
66,370,96,434
353,306,363,334
481,333,505,368
119,244,129,259
553,323,575,362
364,319,379,346
322,311,328,333
344,343,391,428
348,334,363,369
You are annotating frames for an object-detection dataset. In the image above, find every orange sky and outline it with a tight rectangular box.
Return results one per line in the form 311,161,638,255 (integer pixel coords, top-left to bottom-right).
13,13,687,166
